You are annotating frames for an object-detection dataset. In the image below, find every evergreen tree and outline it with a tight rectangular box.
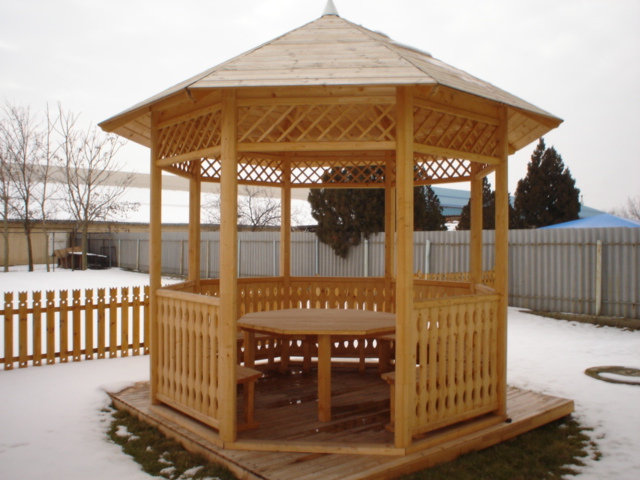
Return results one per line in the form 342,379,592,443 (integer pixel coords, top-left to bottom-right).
418,185,447,231
457,177,494,230
456,177,518,230
514,138,580,228
308,168,444,257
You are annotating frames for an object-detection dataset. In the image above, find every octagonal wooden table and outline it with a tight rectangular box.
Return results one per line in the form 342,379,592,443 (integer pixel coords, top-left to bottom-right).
238,308,396,422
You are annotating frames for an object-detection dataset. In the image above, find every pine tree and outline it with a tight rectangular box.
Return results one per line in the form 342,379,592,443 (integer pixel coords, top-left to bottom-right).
514,138,580,228
456,177,518,230
308,168,445,257
418,185,447,231
456,177,495,230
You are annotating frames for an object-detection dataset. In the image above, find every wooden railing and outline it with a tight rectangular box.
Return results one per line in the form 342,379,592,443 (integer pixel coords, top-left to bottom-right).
155,289,224,430
164,276,495,365
158,276,501,438
1,286,149,370
412,291,501,436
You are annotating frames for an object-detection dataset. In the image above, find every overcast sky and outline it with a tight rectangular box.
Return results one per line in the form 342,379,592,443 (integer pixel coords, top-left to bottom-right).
1,0,638,212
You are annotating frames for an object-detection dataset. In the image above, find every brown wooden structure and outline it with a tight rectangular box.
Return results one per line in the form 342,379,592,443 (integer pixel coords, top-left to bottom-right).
100,6,566,462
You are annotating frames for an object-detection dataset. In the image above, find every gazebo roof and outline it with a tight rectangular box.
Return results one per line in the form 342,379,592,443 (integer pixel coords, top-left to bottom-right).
100,13,561,150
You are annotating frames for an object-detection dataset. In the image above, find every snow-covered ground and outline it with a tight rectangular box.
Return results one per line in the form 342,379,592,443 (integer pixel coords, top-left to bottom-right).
0,268,638,479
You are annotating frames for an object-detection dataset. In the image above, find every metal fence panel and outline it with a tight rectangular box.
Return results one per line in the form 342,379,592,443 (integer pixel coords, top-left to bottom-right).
89,227,640,319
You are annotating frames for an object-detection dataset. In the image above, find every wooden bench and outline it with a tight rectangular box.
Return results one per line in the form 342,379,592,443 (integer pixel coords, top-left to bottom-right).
381,367,423,431
236,365,263,430
376,333,395,373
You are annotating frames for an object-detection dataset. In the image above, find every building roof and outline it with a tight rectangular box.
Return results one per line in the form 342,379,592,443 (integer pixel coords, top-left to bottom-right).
431,186,604,219
100,12,561,152
539,213,640,229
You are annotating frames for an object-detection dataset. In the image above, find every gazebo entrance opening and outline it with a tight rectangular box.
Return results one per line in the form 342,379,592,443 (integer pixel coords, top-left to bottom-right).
100,10,566,457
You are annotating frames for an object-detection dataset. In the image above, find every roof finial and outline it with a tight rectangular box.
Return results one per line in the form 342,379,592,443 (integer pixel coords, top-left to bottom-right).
323,0,339,16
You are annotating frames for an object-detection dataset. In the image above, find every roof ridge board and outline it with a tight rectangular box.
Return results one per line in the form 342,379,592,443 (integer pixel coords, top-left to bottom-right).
339,17,438,80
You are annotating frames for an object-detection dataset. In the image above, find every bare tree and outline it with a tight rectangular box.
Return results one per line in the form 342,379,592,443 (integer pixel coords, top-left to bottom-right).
37,105,61,271
611,195,640,221
204,185,303,231
56,105,138,270
0,121,12,272
0,103,45,271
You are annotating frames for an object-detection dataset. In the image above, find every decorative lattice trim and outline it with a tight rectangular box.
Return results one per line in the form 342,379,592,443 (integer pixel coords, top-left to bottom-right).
238,103,396,145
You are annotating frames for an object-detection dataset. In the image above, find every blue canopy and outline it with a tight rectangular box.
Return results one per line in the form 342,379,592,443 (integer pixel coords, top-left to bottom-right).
540,213,640,229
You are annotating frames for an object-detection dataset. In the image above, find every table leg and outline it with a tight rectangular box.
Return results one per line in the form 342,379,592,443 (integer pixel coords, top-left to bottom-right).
244,331,255,368
317,334,332,422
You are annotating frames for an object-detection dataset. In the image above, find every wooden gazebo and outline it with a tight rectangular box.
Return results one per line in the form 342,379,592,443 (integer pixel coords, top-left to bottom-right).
101,6,569,462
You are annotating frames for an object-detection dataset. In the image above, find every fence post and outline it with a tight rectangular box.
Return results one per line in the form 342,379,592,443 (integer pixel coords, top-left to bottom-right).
33,291,42,366
180,240,185,277
273,239,278,277
315,236,320,275
206,240,210,278
595,240,603,316
4,293,14,370
136,239,141,271
364,238,369,277
238,239,242,278
424,240,431,275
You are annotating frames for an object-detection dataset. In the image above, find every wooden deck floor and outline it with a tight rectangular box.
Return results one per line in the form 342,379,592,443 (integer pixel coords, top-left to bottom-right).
110,367,574,480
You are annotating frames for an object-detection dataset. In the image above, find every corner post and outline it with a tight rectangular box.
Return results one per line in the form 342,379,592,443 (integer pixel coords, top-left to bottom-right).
469,163,483,288
280,155,292,307
384,156,396,312
188,162,201,287
394,86,415,449
149,111,162,405
219,89,239,442
494,106,510,417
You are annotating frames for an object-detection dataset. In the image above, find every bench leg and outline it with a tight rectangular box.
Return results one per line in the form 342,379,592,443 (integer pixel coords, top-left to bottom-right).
279,338,291,373
387,383,395,431
238,380,259,431
378,339,392,374
302,336,312,374
358,340,366,374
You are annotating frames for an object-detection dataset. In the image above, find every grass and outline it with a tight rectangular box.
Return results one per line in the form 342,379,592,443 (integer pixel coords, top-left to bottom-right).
107,407,599,480
400,416,600,480
105,405,236,480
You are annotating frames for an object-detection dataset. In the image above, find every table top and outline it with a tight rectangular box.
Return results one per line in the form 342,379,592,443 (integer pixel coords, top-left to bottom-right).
238,308,395,336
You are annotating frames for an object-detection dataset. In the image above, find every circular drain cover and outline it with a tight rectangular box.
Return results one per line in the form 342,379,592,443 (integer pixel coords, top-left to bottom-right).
585,366,640,386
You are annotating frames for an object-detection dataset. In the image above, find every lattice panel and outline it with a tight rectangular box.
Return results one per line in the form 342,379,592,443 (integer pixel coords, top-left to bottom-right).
237,103,396,144
238,155,283,184
170,159,198,176
413,106,499,158
158,109,222,160
414,156,472,183
197,156,284,184
201,157,222,180
290,157,389,186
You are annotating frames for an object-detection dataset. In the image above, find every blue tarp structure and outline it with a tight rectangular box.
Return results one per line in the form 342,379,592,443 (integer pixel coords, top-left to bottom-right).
540,213,640,229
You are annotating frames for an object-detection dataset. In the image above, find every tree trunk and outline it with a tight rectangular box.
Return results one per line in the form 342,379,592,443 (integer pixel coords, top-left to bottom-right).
24,225,34,272
81,223,89,270
2,203,8,272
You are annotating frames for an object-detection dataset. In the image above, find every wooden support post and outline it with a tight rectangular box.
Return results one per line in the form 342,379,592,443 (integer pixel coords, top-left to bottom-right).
384,157,396,312
494,106,510,418
188,167,201,287
219,89,239,443
470,162,483,288
149,112,162,405
394,86,415,449
280,156,292,307
317,335,332,422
